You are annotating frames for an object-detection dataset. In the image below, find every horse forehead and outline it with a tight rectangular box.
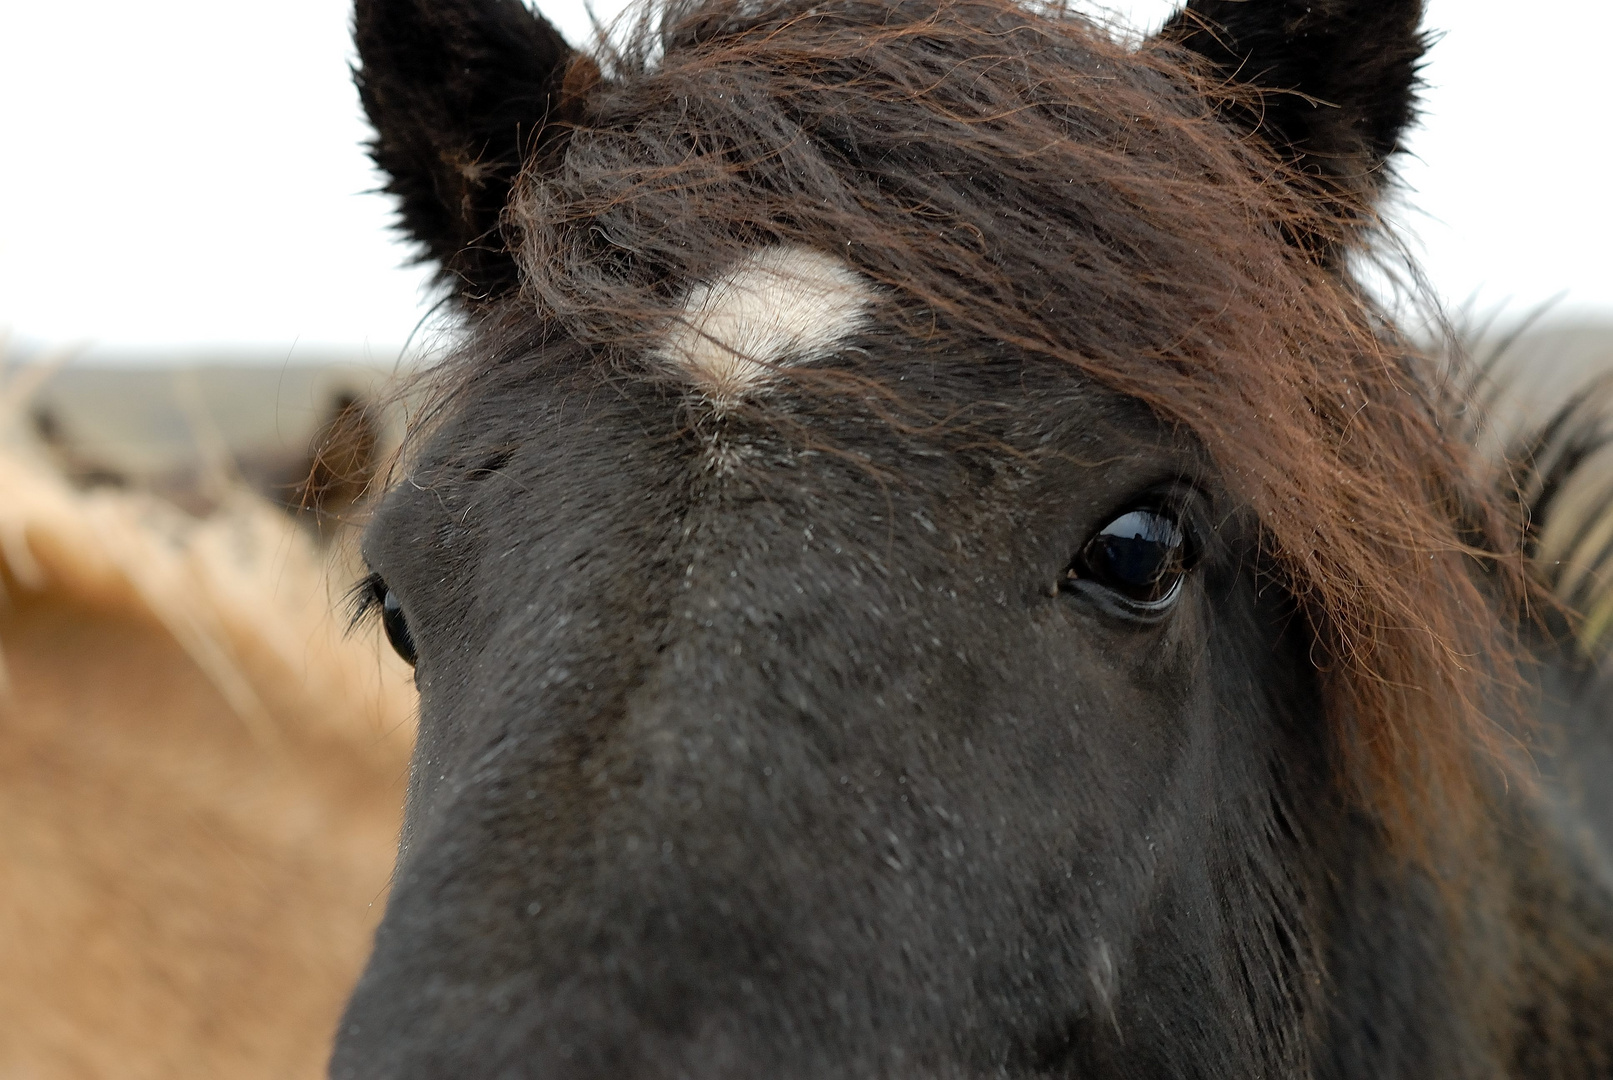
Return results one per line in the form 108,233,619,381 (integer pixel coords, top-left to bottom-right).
653,245,875,400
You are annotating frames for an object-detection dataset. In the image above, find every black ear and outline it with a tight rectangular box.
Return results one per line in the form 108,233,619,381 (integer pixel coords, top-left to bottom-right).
354,0,592,302
1159,0,1426,225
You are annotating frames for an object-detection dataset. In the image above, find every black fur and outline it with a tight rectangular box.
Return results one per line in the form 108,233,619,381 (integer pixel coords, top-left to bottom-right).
1162,0,1426,229
330,1,1613,1076
339,354,1343,1078
332,336,1613,1080
354,0,579,300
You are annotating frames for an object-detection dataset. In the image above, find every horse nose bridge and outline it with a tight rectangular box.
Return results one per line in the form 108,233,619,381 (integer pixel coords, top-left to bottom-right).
336,514,975,1076
626,554,894,771
339,722,859,1078
661,503,902,665
598,483,980,795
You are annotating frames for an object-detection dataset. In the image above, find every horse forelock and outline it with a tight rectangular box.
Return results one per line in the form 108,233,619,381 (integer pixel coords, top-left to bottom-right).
448,0,1533,858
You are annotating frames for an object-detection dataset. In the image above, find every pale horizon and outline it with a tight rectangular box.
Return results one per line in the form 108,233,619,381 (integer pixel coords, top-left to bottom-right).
3,0,1609,362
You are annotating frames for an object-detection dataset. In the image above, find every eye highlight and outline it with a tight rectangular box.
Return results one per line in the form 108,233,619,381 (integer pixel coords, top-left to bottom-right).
351,573,419,666
1062,507,1195,618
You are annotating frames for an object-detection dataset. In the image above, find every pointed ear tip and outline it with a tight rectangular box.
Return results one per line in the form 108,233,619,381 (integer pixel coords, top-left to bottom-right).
350,0,590,301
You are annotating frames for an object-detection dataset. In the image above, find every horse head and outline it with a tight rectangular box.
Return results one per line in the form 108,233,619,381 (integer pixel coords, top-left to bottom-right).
331,2,1600,1076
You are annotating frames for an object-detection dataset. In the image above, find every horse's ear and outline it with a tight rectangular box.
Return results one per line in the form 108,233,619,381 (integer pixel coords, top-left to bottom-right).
1158,0,1425,238
354,0,595,302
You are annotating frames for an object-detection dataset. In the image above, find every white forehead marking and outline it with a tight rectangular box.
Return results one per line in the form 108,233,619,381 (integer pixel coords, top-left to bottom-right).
656,245,874,400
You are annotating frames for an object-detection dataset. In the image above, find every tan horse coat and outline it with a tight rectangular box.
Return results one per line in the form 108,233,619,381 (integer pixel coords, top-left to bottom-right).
0,446,415,1079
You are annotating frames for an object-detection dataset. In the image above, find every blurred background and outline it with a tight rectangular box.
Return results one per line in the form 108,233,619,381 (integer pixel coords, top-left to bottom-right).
3,0,1610,495
2,0,1609,483
0,1,1607,1076
5,0,1612,352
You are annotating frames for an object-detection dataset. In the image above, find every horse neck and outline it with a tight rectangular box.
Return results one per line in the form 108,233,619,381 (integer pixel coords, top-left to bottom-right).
1495,638,1613,1078
1314,650,1613,1080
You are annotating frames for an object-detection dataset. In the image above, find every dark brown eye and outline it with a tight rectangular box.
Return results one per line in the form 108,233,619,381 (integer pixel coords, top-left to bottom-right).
1063,508,1193,615
376,581,418,666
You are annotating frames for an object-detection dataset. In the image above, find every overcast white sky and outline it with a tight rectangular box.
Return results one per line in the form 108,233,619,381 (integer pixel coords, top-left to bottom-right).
2,0,1608,361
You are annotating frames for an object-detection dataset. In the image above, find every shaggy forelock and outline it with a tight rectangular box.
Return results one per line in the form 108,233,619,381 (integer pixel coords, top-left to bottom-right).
473,0,1529,853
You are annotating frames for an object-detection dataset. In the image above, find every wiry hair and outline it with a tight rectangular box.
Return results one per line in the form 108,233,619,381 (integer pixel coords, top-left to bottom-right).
387,0,1533,856
1472,342,1613,650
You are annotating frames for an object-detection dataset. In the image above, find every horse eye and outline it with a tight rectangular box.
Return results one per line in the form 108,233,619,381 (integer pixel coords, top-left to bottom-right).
1063,508,1193,614
378,585,418,666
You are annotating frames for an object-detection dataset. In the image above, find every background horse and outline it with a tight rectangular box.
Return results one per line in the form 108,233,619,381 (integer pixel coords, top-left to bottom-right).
0,411,415,1079
335,0,1613,1076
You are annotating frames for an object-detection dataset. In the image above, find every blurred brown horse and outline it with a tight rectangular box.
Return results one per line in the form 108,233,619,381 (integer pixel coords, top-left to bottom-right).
0,444,415,1079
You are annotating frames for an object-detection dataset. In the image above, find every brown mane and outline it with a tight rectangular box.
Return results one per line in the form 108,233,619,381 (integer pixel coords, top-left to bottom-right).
465,0,1533,855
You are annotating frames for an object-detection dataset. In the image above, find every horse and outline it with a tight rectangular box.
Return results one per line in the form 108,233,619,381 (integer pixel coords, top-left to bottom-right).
332,0,1613,1075
0,434,415,1079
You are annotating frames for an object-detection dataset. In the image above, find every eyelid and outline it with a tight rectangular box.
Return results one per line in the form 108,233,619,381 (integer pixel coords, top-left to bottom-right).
1148,482,1213,546
1062,573,1185,622
1132,479,1206,521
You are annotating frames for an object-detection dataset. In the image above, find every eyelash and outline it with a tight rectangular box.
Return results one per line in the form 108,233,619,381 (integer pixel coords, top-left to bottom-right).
346,572,387,633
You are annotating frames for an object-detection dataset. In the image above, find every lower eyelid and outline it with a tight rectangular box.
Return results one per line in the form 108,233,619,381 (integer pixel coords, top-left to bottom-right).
1061,576,1184,623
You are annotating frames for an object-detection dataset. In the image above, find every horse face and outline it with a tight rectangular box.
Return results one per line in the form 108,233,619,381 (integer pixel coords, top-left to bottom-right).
336,0,1429,1073
337,332,1314,1075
